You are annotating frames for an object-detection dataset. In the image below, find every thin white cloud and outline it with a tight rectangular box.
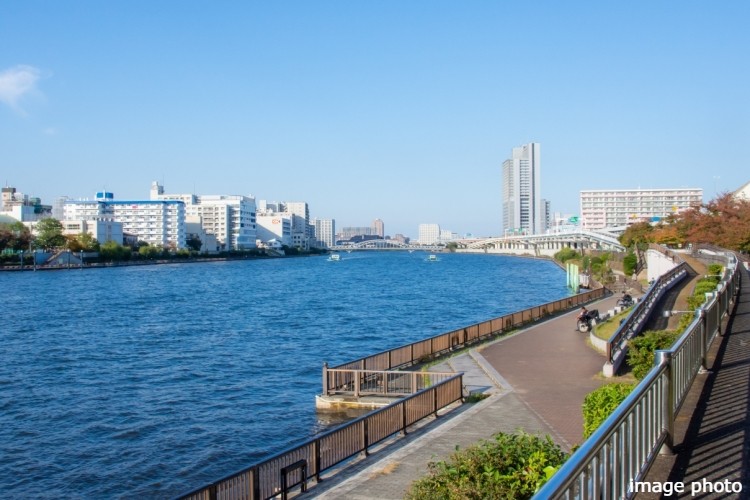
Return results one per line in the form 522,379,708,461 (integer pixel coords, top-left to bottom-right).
0,65,42,113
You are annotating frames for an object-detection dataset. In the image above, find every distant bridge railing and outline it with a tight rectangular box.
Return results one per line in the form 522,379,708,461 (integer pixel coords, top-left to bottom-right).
331,287,608,372
178,374,463,500
534,250,741,499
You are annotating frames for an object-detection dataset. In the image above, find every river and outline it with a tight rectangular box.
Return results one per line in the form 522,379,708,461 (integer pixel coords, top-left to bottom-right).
1,251,570,498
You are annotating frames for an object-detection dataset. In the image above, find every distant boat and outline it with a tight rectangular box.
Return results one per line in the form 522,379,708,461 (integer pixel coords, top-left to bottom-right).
426,254,439,262
328,254,341,262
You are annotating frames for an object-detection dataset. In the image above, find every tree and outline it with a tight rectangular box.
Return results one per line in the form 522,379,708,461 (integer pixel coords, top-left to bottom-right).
619,221,654,249
186,235,202,253
139,244,162,259
34,218,66,250
66,232,100,252
0,222,33,252
100,240,130,262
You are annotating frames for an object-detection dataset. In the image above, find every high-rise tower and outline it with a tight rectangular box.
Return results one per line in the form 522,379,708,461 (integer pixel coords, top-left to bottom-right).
502,143,544,235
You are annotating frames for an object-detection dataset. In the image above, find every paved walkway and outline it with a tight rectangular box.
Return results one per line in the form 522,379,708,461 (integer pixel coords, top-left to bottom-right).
304,257,749,500
304,292,625,499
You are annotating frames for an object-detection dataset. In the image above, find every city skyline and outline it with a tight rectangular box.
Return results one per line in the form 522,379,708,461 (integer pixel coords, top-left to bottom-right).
2,2,748,237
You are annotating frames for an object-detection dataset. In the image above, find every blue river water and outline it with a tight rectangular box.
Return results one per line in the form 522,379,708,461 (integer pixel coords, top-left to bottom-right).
1,251,570,498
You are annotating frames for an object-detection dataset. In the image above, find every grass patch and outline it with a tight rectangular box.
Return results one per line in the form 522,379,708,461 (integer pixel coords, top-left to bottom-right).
593,308,633,340
465,392,490,403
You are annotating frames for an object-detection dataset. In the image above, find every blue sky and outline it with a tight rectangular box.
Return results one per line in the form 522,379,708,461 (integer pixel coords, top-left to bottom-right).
1,2,748,238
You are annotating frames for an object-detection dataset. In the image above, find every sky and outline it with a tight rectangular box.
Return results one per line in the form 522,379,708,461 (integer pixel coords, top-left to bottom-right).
1,2,748,238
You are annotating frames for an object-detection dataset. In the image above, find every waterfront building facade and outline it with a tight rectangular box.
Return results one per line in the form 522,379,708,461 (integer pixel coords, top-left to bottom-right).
61,218,124,245
64,193,186,249
579,188,703,229
256,214,293,247
150,182,257,250
418,223,441,244
502,143,544,235
314,218,335,248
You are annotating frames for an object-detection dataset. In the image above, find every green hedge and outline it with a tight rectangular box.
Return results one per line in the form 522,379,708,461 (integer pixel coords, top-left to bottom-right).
628,330,680,380
582,383,636,438
405,432,568,500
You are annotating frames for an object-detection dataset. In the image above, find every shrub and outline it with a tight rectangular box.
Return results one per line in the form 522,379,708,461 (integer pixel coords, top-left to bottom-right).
582,383,636,438
623,251,638,276
707,263,723,277
627,330,680,379
555,247,580,262
405,432,568,500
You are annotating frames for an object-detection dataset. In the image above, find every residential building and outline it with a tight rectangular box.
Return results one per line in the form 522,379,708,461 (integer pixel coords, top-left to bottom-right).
282,202,312,249
372,219,384,238
440,229,459,241
314,218,335,248
185,215,219,253
418,223,441,245
150,182,257,250
502,143,544,235
579,188,704,230
61,218,123,245
337,227,373,241
64,192,186,249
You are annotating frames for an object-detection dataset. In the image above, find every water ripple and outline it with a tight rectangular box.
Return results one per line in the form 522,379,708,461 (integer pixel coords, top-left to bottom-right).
1,252,569,498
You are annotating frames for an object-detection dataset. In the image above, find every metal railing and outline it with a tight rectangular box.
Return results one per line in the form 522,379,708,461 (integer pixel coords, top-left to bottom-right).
178,374,463,500
322,368,457,397
179,288,607,499
534,251,741,499
606,259,688,365
331,287,608,373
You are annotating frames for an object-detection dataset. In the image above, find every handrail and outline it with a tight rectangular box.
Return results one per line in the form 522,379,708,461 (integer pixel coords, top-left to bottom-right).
332,287,608,372
606,260,687,363
178,285,608,499
177,373,463,500
534,251,741,499
323,368,456,397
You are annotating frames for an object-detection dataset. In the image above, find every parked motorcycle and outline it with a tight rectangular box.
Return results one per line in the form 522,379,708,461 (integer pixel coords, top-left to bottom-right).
617,293,634,308
577,309,600,333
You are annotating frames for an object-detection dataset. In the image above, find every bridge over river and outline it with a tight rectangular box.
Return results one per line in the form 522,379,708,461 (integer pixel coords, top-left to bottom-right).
330,230,625,257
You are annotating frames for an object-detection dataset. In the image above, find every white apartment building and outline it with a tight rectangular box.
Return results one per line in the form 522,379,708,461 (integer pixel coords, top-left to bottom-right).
502,143,544,235
418,223,441,245
64,193,186,249
256,214,293,246
313,218,335,248
61,218,124,245
580,188,704,230
150,182,257,251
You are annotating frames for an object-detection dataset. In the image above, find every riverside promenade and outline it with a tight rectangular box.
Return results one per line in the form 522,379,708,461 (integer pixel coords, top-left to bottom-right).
308,263,749,500
306,292,626,499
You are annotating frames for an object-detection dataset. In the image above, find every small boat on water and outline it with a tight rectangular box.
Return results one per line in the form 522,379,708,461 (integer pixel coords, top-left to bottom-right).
328,253,341,262
426,254,439,262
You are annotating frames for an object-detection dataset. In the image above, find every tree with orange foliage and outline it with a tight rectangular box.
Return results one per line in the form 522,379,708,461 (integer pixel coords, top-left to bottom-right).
669,192,750,252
